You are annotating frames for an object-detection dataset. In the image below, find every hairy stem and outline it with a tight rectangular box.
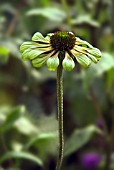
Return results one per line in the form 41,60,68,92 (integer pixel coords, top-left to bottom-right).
56,59,64,170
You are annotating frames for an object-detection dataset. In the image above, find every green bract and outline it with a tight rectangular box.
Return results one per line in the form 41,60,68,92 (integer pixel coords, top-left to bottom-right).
47,56,59,71
62,54,75,71
20,32,101,71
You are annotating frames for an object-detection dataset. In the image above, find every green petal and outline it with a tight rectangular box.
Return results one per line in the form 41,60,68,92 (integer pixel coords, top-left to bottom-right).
20,42,37,52
32,32,44,41
32,51,54,68
62,54,75,71
87,48,101,60
45,34,52,40
76,54,91,67
87,53,98,63
22,48,31,60
22,49,45,60
32,32,49,43
20,41,51,54
32,56,48,67
47,33,54,37
28,49,45,60
74,45,88,54
76,37,93,48
47,56,59,71
74,44,101,64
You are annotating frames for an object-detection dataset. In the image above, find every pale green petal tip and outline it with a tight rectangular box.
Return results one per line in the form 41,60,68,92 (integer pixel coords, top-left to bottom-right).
20,42,30,52
47,57,59,71
87,48,102,61
93,48,102,59
87,54,98,63
32,59,46,68
21,48,41,61
21,48,31,61
77,54,92,67
76,37,93,48
62,56,75,71
20,43,24,53
32,32,44,41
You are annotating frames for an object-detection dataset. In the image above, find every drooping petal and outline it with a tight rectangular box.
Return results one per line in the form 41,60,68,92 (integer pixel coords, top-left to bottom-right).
20,42,38,52
86,48,101,60
74,45,88,54
36,45,51,50
75,37,93,48
73,43,101,64
71,49,91,67
62,53,75,71
20,32,102,71
47,53,59,71
22,48,45,60
32,56,48,68
76,54,91,67
87,53,98,63
32,51,54,67
20,41,51,53
32,32,49,43
22,48,31,60
28,49,48,60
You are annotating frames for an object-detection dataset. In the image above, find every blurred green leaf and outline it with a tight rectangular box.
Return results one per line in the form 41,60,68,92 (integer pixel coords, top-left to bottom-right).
71,14,100,27
26,7,66,21
0,3,16,14
83,52,114,91
106,68,114,91
0,46,10,63
0,16,6,24
14,116,38,135
1,39,21,57
0,106,25,133
0,151,43,166
25,132,58,149
11,141,23,152
25,115,58,159
64,125,102,156
0,46,10,56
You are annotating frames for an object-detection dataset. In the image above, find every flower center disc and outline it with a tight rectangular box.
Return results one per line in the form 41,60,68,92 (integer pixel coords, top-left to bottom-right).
50,32,76,51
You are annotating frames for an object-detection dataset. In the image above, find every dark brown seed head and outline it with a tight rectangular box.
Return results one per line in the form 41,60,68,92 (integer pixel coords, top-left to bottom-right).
50,32,76,52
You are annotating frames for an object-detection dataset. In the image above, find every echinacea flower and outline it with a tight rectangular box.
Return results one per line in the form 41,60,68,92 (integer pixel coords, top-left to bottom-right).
20,31,101,71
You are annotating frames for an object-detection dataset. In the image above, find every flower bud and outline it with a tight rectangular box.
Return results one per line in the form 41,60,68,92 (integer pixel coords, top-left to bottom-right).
62,55,75,71
47,56,59,71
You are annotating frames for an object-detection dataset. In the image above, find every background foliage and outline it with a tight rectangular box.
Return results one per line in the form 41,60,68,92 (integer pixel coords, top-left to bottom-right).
0,0,114,170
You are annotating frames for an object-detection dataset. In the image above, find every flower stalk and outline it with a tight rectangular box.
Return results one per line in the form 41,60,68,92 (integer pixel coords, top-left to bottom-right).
20,31,102,170
56,56,64,170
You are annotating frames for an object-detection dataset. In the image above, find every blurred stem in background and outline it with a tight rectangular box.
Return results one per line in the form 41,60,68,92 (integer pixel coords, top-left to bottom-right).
110,0,114,34
61,0,73,31
6,0,25,36
104,1,114,169
56,57,64,170
90,88,111,170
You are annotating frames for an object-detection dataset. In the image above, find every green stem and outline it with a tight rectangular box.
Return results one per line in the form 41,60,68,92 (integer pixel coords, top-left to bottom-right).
56,59,64,170
61,0,73,31
104,136,111,170
105,106,114,170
